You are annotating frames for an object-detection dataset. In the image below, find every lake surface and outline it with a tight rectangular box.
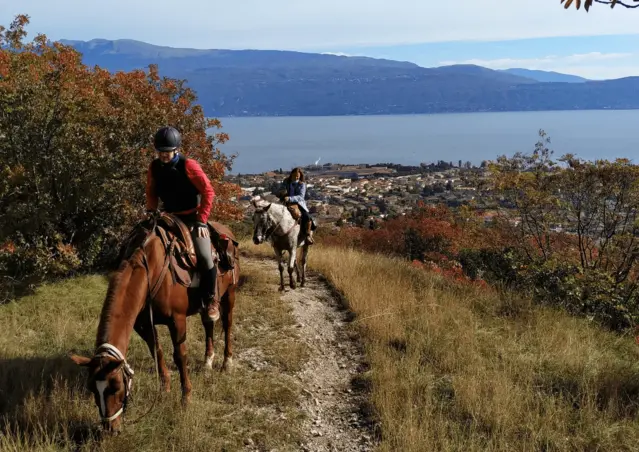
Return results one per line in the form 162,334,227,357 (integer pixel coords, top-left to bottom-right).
209,110,639,175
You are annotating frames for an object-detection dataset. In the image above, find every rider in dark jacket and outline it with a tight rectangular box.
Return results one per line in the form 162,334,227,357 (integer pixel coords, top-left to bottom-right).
145,126,220,322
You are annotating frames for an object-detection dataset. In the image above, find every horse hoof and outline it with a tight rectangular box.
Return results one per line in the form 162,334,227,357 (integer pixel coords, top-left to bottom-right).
221,358,233,373
204,355,215,372
181,394,191,407
278,286,285,292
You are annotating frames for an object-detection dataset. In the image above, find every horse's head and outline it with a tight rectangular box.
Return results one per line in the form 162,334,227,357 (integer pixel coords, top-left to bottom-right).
251,196,274,245
70,345,134,434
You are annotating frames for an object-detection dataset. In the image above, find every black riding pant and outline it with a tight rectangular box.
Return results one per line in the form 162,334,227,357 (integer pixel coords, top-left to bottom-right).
297,206,311,228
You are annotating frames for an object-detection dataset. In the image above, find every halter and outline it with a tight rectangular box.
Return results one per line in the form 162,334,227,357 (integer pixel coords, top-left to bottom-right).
94,343,135,423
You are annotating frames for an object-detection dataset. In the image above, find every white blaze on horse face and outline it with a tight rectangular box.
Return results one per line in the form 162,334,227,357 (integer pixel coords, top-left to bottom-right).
96,380,108,417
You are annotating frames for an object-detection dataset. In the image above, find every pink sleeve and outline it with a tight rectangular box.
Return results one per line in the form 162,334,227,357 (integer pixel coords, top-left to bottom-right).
185,159,215,223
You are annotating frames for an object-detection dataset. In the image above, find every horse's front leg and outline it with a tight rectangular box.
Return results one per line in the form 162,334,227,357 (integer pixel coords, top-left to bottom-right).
300,244,309,288
134,321,172,392
221,289,235,372
199,310,215,372
168,314,192,406
288,246,297,290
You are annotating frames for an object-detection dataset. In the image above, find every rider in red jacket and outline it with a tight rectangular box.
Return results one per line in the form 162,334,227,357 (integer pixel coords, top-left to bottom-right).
145,126,219,322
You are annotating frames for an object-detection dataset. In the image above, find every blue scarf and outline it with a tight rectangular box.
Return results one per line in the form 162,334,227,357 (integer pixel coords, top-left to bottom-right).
289,180,299,197
160,152,180,167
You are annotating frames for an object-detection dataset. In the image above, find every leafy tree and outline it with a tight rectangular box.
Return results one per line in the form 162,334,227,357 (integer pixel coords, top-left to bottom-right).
0,14,241,298
485,130,639,330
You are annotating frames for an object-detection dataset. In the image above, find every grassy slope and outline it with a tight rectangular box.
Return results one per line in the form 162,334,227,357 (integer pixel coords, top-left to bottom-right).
3,238,639,451
243,241,639,451
0,260,308,451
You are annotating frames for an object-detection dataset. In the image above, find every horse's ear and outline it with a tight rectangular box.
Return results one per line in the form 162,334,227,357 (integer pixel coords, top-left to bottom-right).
100,358,124,377
264,203,272,211
69,354,92,367
250,196,262,208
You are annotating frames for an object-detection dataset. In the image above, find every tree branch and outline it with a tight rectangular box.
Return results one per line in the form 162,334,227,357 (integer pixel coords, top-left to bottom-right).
594,0,639,8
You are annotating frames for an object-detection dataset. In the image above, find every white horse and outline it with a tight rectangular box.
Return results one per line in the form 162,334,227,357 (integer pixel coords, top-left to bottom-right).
250,196,311,291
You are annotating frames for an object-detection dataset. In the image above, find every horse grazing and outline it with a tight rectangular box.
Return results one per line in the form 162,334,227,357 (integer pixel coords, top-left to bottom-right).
69,212,240,433
251,196,311,291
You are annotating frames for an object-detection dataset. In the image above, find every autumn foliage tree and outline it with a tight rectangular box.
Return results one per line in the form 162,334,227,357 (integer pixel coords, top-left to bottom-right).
485,130,639,330
0,14,241,299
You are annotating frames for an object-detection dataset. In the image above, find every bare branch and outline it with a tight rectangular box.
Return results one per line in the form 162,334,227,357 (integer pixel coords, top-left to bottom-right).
595,0,639,7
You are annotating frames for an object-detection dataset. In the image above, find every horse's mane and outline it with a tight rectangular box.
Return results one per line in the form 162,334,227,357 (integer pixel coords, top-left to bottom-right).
112,221,155,268
98,223,153,345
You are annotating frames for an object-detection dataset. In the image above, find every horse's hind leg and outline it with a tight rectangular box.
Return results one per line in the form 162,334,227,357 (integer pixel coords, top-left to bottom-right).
300,244,309,288
134,321,171,392
199,311,215,372
168,314,192,406
221,289,235,372
276,249,286,291
288,247,297,290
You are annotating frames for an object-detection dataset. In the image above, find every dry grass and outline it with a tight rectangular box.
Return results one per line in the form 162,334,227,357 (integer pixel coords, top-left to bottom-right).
243,241,639,451
0,259,309,451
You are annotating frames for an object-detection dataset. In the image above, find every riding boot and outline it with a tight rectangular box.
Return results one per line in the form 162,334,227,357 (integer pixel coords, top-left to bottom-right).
202,266,220,322
306,219,314,244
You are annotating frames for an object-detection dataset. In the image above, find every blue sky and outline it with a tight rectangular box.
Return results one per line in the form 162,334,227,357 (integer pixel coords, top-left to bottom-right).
3,0,639,80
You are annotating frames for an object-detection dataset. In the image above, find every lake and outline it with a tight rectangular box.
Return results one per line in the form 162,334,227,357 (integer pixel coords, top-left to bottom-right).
209,110,639,175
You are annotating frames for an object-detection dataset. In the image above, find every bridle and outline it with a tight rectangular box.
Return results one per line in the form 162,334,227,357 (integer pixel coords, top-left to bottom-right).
93,343,135,423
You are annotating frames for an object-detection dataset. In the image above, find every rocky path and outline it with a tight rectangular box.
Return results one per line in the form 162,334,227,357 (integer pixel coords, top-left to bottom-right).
247,258,376,452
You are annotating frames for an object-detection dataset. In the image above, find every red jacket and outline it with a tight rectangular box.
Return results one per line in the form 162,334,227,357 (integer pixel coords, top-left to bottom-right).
145,155,215,224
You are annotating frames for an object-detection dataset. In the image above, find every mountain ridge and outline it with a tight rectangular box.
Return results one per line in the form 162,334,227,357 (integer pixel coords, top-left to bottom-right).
58,38,638,117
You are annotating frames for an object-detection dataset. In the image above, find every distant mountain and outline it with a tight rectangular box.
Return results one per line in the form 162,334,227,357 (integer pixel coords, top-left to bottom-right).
59,38,639,117
431,64,538,85
499,68,589,83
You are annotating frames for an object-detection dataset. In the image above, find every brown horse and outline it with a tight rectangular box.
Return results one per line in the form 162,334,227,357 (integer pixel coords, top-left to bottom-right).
69,212,240,433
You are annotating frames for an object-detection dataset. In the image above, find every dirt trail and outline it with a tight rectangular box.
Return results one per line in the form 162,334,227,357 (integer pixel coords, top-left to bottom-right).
245,257,376,452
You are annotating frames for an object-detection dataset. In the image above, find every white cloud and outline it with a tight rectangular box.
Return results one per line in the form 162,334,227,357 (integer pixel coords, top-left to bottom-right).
437,52,639,80
4,0,639,50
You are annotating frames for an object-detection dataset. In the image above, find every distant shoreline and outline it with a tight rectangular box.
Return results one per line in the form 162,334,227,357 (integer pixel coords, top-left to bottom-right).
209,108,637,121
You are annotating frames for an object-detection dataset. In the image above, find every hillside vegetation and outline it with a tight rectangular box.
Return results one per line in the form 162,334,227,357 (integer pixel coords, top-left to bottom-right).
0,259,308,451
3,238,639,451
0,15,241,301
245,241,639,451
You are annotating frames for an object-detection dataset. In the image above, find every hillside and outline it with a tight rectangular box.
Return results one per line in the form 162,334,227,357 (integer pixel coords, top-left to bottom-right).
4,241,638,450
60,38,639,117
0,254,374,451
500,68,589,83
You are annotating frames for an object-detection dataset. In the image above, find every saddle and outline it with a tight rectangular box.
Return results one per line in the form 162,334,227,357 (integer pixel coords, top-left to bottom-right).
117,212,239,289
287,204,302,222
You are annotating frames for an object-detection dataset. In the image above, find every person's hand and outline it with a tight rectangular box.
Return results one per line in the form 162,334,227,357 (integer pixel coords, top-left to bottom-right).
143,209,157,221
193,222,210,238
284,196,290,202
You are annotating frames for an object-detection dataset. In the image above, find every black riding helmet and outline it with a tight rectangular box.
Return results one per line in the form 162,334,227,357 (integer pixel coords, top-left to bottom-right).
153,126,182,152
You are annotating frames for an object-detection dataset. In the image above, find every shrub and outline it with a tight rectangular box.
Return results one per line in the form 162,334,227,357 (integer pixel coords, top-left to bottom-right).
0,15,242,298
